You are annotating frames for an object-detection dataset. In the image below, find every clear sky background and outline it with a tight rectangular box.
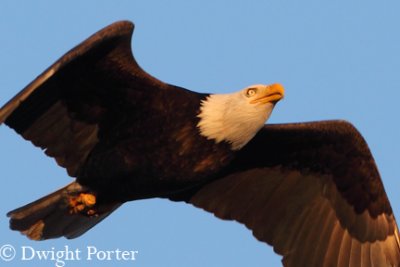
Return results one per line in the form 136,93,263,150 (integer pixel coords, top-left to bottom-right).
1,1,400,267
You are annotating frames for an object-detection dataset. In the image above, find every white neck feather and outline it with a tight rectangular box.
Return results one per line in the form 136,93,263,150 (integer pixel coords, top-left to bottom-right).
197,92,274,150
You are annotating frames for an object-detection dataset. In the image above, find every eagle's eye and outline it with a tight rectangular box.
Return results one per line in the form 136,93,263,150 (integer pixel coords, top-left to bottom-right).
246,88,257,97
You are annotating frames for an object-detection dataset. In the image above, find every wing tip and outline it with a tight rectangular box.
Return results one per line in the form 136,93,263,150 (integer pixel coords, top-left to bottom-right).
95,20,135,39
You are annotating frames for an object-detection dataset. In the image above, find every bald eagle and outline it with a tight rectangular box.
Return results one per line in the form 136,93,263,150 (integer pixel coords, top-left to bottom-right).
1,21,399,267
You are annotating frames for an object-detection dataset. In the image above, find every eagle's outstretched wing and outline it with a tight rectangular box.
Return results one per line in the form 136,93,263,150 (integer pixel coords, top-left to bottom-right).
0,21,169,177
175,120,400,267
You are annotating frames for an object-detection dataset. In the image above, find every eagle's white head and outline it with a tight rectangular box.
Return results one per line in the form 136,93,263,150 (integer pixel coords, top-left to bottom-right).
197,83,284,150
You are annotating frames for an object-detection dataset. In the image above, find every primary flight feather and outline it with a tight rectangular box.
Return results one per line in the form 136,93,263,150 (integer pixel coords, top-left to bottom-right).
1,21,399,266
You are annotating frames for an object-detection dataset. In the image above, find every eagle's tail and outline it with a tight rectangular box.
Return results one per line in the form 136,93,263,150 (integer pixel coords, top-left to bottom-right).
7,182,121,240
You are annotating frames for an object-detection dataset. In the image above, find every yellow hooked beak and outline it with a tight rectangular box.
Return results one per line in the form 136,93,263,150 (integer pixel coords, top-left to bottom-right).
250,83,285,105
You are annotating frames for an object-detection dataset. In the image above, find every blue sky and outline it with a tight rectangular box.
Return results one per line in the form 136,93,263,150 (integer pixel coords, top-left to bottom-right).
1,1,400,266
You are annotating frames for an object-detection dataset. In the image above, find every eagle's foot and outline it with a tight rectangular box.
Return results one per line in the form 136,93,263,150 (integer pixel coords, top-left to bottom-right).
67,193,98,216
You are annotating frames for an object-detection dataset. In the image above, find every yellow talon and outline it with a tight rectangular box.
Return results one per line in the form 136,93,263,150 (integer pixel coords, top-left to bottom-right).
67,193,97,215
80,193,96,207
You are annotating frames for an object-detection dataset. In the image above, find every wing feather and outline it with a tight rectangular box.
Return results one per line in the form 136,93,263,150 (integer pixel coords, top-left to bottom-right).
361,242,372,267
309,205,337,266
305,199,331,266
337,230,352,267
